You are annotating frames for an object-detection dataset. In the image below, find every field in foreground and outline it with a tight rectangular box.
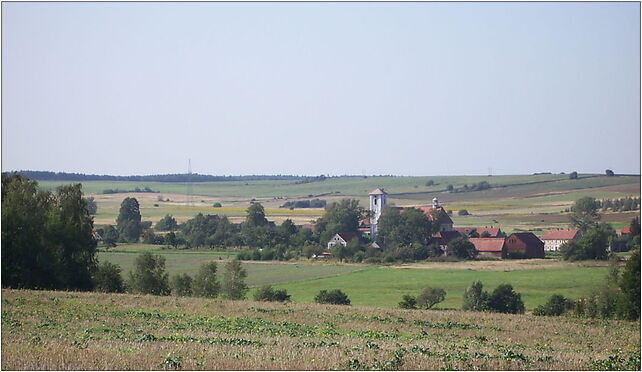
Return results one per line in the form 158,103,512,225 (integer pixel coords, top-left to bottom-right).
2,289,639,370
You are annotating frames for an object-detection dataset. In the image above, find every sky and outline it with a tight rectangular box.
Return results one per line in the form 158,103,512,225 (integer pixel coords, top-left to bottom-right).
2,2,640,176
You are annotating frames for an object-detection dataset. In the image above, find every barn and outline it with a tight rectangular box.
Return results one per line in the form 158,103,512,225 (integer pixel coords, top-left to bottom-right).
469,238,507,259
505,233,545,258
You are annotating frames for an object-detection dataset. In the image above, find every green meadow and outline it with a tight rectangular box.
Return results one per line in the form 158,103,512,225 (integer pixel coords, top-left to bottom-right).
269,264,609,310
98,245,611,312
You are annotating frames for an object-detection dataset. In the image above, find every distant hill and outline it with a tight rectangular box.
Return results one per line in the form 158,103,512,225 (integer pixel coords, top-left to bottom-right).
2,170,350,183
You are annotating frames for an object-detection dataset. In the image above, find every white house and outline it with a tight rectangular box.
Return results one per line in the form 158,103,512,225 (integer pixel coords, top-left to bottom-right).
541,229,581,251
327,232,358,250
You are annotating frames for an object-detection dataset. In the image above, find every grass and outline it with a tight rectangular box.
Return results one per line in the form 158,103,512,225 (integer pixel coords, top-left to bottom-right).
98,248,365,287
98,246,612,311
271,263,611,310
2,289,639,370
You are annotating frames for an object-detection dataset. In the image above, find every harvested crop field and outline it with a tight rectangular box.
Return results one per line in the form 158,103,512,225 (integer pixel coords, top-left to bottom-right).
2,289,639,370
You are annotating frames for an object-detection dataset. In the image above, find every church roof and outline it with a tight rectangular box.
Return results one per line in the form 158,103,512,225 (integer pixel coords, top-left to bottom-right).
415,206,454,225
369,188,387,195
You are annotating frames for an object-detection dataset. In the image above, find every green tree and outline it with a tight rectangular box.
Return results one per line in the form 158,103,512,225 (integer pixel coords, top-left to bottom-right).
462,281,489,311
2,175,98,290
192,262,220,298
487,284,525,314
170,273,193,297
155,214,178,231
93,261,124,293
316,199,363,242
127,252,170,295
221,259,248,300
630,217,641,236
619,250,641,320
569,171,578,180
377,206,436,247
84,196,98,215
448,237,478,260
117,197,142,242
246,203,268,227
562,223,615,261
605,169,615,177
102,225,119,247
314,289,351,305
416,287,447,309
253,285,291,302
569,197,601,232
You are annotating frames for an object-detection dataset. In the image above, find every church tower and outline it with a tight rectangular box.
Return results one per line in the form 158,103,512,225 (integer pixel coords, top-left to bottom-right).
369,188,388,239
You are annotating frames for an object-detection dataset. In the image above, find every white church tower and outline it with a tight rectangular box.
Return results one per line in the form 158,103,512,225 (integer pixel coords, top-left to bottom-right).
369,188,388,239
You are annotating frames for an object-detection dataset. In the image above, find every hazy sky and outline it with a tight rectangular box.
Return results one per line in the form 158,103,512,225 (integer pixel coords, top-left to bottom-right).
2,2,640,176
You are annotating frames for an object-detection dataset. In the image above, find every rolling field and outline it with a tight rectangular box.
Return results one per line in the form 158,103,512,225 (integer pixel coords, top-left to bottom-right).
2,289,639,370
36,174,640,233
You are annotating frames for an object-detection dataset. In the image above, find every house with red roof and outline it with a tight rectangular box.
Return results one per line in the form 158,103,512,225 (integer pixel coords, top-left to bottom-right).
505,232,545,258
619,226,632,236
469,238,507,259
541,229,581,251
453,226,503,238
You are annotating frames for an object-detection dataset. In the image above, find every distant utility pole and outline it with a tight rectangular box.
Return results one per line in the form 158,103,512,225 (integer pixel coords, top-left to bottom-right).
488,167,492,177
187,159,193,207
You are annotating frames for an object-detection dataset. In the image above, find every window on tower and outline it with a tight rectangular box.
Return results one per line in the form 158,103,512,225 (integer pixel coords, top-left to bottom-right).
374,199,377,205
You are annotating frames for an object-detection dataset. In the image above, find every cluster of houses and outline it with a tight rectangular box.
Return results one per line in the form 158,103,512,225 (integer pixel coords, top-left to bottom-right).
325,188,588,260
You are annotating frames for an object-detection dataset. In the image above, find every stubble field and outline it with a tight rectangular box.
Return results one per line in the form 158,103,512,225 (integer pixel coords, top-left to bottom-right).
2,289,639,370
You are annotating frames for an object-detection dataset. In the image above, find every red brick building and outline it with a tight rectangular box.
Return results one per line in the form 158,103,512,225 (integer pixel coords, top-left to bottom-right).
505,233,545,258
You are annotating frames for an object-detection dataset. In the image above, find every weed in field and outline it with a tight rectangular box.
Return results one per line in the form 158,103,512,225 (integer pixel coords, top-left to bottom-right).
587,351,641,371
158,354,183,370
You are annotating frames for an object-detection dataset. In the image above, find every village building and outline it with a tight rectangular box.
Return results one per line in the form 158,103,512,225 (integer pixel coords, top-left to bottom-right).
431,230,463,251
415,198,454,232
453,226,503,237
541,229,581,251
619,226,632,236
505,232,545,258
327,232,358,250
469,238,507,259
476,226,503,237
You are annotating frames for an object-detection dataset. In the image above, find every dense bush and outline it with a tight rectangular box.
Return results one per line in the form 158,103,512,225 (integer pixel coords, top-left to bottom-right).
457,209,470,216
127,252,170,296
192,262,220,298
533,294,573,316
253,285,291,302
314,289,351,305
398,294,417,309
170,273,193,297
487,284,525,314
93,261,125,293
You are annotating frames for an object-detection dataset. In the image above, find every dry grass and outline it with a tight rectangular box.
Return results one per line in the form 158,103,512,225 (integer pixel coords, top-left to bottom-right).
2,289,639,370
